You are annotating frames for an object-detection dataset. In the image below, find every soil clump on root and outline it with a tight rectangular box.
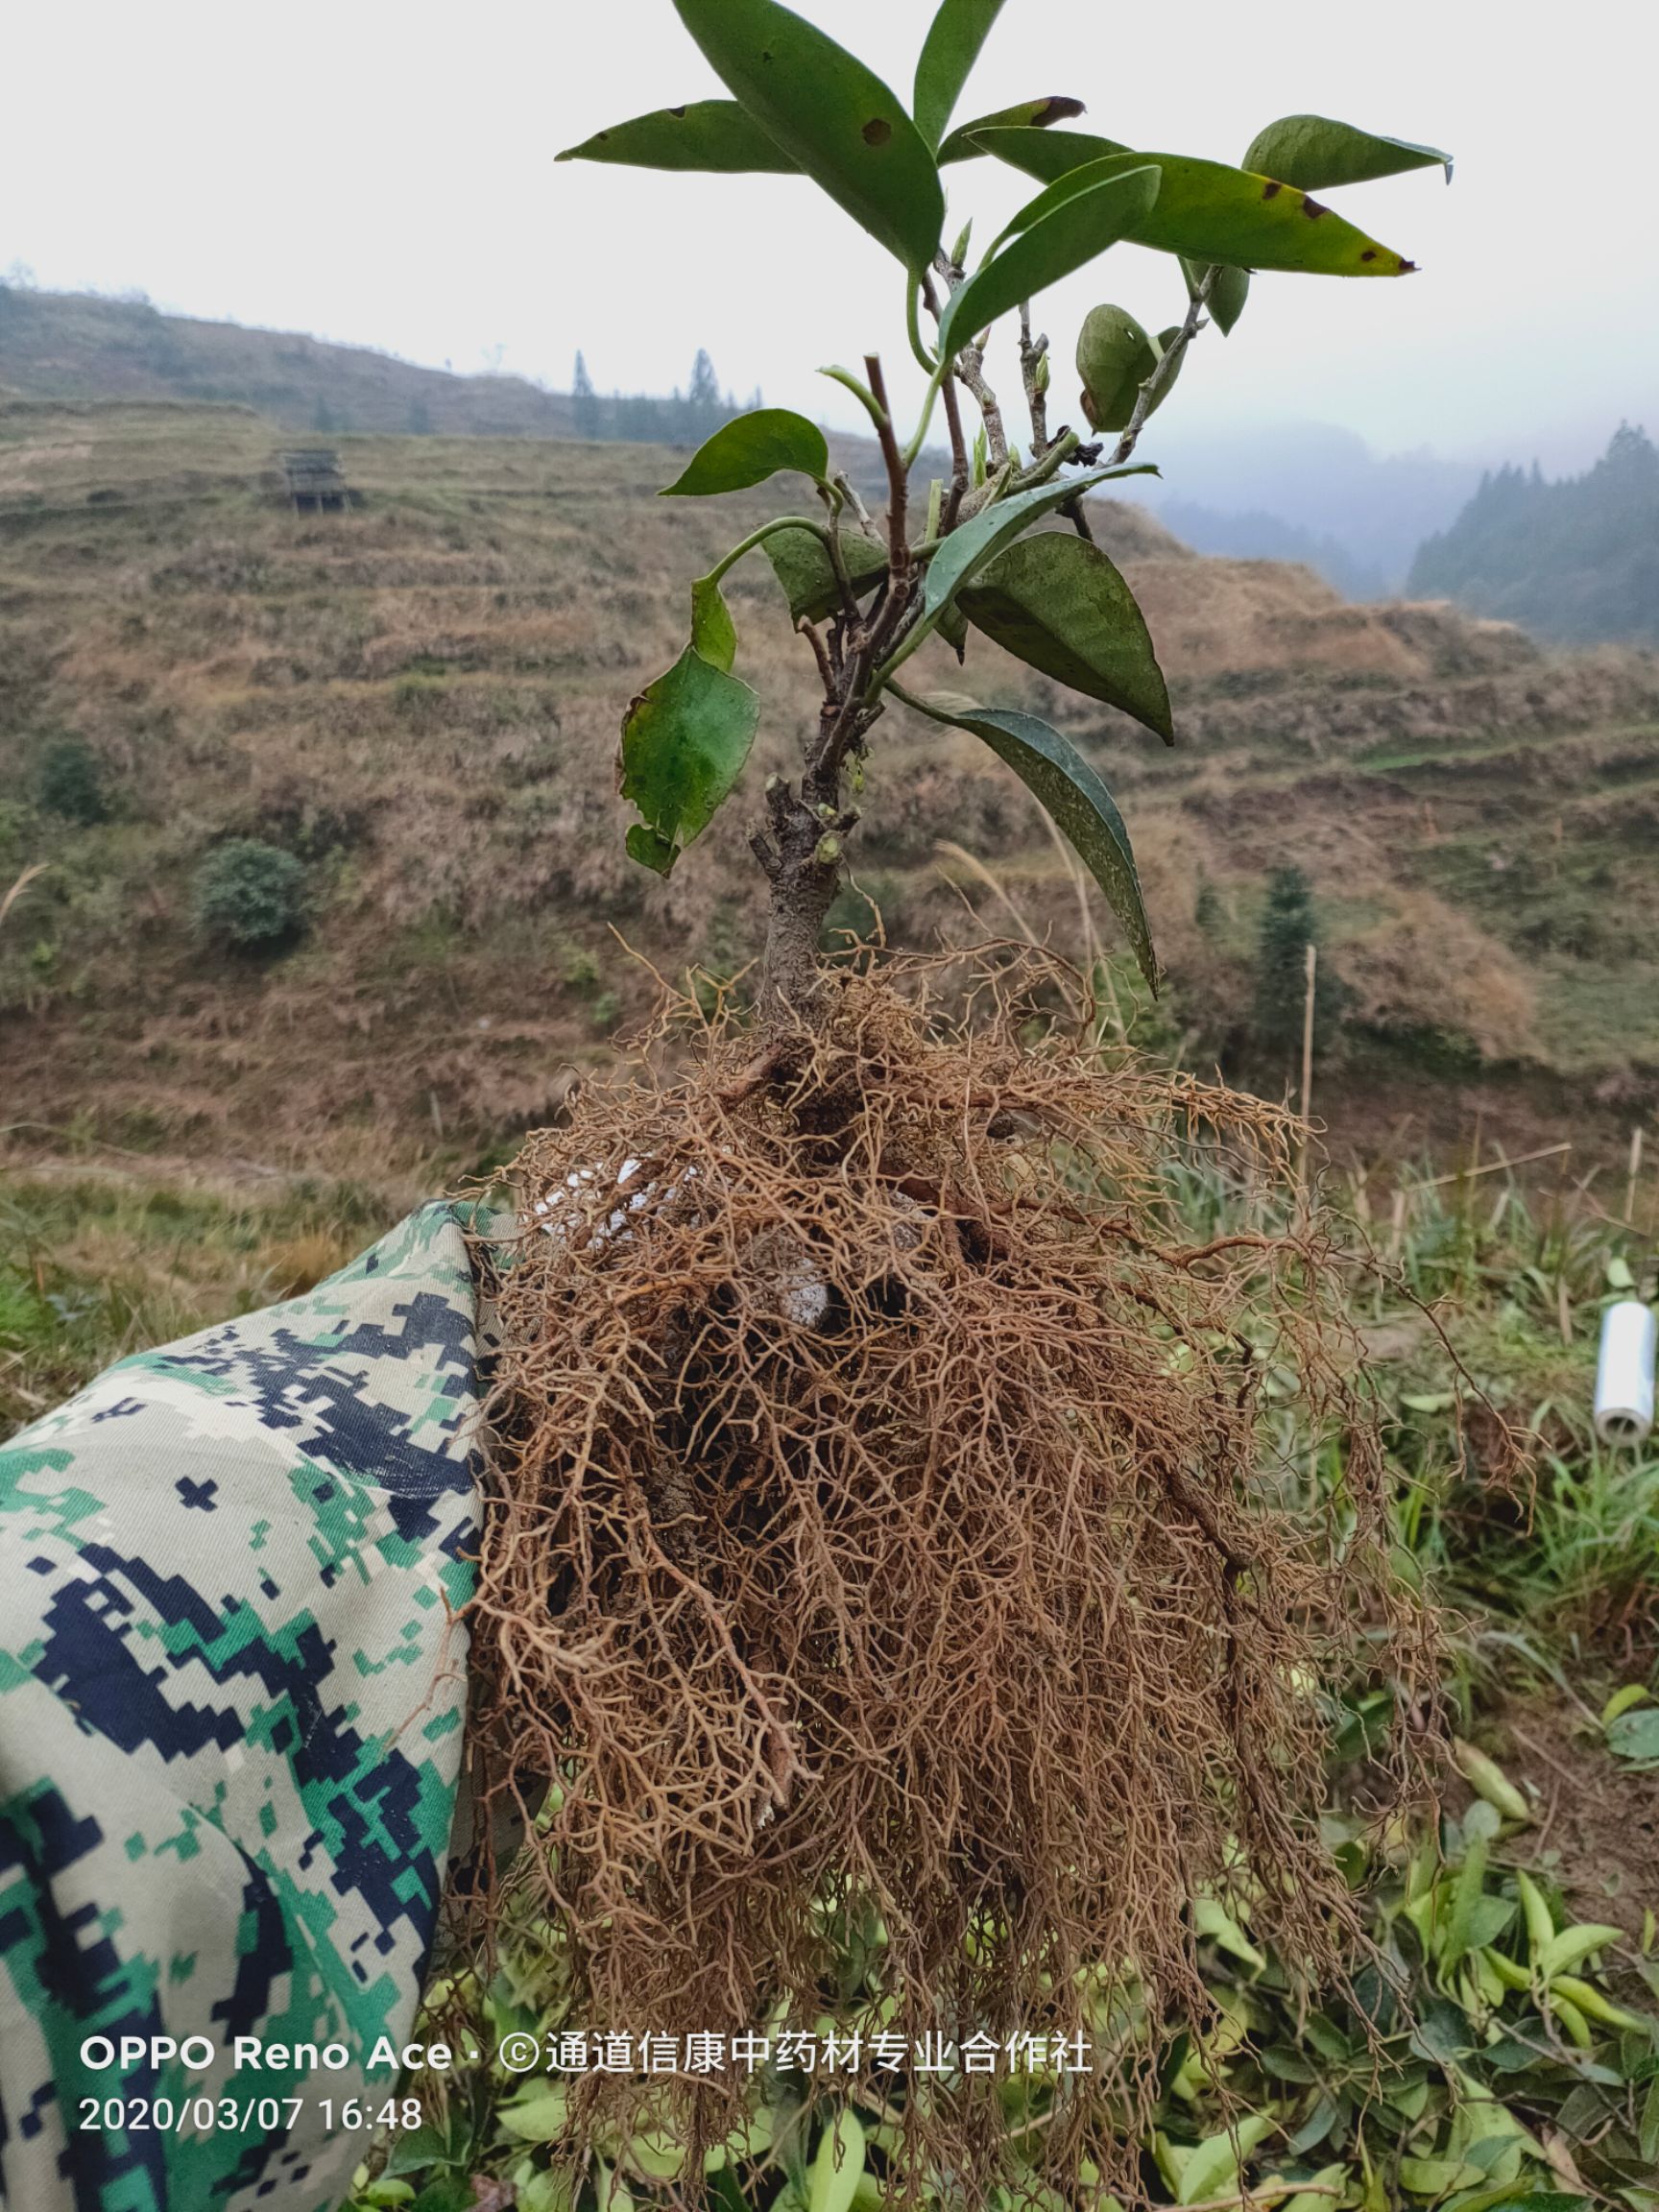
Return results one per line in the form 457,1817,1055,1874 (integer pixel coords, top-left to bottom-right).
460,955,1437,2196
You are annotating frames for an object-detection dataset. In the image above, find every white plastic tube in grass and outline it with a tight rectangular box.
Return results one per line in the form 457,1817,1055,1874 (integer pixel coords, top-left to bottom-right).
1594,1299,1657,1446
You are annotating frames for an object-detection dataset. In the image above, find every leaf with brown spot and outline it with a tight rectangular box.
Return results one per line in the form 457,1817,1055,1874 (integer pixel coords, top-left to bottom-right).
672,0,943,270
936,95,1088,164
971,131,1418,276
558,99,797,173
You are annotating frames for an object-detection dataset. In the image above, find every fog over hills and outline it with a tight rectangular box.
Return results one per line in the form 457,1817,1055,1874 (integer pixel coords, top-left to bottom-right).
1129,421,1483,596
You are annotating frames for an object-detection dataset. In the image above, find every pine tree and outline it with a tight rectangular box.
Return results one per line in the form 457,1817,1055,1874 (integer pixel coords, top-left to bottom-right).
686,349,722,436
1251,866,1338,1072
572,351,602,440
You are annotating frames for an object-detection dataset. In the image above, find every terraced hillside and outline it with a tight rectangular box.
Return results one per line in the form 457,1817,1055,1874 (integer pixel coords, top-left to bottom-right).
3,397,1658,1182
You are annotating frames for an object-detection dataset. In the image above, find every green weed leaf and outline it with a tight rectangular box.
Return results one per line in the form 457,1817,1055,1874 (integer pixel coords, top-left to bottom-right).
971,132,1418,275
902,695,1158,987
958,531,1172,741
619,646,760,877
937,163,1163,358
1243,114,1453,189
662,409,830,497
557,100,795,172
1606,1706,1659,1767
914,0,1007,153
672,0,944,271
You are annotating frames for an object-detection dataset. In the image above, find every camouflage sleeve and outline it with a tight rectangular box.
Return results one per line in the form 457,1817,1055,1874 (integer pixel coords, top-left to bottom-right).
0,1202,484,2212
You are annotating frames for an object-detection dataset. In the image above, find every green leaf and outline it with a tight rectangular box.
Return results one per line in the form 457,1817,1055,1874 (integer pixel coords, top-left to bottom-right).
1537,1922,1623,1980
1397,2155,1475,2199
557,99,795,172
1190,1892,1266,1971
497,2087,572,2142
971,132,1418,275
937,96,1087,165
1282,2167,1350,2212
958,531,1173,742
690,575,737,671
1243,113,1453,189
662,408,830,497
920,462,1151,625
1075,304,1185,434
763,526,888,624
672,0,944,270
806,2112,865,2212
619,645,760,877
1181,257,1251,334
1453,1739,1532,1824
1607,1706,1659,1767
914,0,1006,153
408,2180,475,2212
1175,2113,1273,2203
936,162,1163,358
903,696,1158,988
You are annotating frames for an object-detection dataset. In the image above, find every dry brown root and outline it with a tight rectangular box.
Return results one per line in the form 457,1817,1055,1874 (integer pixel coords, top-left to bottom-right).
457,952,1441,2200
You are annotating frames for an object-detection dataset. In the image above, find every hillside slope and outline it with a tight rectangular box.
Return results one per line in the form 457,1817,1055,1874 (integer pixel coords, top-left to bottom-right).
0,286,577,437
3,398,1658,1178
1409,423,1659,646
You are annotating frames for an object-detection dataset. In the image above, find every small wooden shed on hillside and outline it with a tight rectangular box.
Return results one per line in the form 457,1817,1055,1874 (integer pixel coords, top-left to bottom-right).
279,448,349,511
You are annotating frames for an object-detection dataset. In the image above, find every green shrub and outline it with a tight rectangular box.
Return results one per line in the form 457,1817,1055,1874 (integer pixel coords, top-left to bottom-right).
36,737,108,825
191,840,307,951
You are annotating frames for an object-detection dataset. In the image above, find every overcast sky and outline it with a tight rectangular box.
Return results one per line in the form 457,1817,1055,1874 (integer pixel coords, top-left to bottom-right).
6,0,1653,471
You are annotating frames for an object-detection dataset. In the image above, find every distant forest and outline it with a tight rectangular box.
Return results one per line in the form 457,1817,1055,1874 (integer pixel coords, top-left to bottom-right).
570,349,760,445
1408,423,1659,645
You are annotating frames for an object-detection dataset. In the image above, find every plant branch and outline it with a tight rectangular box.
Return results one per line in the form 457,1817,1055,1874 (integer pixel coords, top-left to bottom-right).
1019,303,1050,459
865,355,908,575
920,274,971,532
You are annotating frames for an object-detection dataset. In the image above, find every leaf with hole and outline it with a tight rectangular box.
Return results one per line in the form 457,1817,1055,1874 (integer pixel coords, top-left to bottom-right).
971,132,1417,275
764,527,888,625
672,0,944,270
1075,303,1185,434
618,646,760,877
662,409,830,497
557,100,796,172
1243,114,1453,189
937,96,1087,164
913,0,1006,153
905,696,1157,987
937,163,1162,358
958,531,1172,741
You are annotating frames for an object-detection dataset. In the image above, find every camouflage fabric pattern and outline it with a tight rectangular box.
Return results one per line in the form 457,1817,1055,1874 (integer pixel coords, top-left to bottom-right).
0,1203,484,2212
